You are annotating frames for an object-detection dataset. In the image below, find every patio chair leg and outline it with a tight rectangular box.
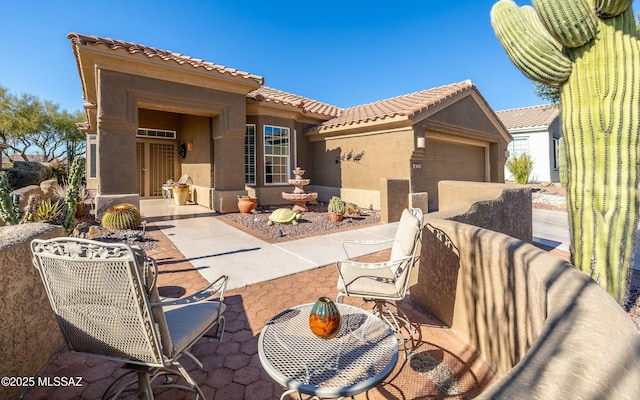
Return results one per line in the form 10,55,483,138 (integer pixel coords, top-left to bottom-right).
137,370,154,400
204,315,226,342
371,300,417,359
102,366,155,400
102,363,206,400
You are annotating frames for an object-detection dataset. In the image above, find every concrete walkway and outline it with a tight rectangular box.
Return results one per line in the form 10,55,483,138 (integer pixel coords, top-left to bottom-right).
140,200,397,290
140,201,636,289
532,208,570,252
533,208,640,270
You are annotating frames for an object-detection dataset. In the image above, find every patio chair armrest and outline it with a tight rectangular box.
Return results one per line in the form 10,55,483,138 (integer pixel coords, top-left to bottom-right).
152,275,228,307
335,256,413,289
341,238,394,259
337,256,411,271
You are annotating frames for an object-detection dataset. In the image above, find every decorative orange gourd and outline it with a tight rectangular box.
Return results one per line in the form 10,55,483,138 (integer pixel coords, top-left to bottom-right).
309,297,340,339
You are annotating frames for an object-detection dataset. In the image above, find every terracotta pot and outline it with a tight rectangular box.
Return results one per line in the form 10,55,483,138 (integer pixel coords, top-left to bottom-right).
309,297,340,339
75,203,84,218
238,198,258,214
329,212,344,222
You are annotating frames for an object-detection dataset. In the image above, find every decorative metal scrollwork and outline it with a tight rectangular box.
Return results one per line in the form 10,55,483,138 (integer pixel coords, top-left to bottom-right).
425,223,460,257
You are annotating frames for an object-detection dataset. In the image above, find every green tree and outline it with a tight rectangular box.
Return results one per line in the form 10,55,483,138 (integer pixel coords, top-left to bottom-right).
0,85,85,162
533,81,561,104
492,0,640,304
0,86,47,161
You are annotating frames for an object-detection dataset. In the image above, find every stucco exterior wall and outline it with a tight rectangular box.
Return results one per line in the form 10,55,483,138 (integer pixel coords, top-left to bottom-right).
179,115,213,200
506,129,553,183
311,128,415,192
427,95,504,137
95,70,249,214
428,180,532,243
411,219,640,399
505,120,563,184
548,117,562,182
0,223,65,400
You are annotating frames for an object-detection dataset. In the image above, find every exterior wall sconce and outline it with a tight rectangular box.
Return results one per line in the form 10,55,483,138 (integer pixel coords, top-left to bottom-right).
417,137,426,149
187,141,193,152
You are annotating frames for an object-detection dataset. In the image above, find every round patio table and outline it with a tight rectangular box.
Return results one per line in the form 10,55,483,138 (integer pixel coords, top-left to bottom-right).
258,303,398,400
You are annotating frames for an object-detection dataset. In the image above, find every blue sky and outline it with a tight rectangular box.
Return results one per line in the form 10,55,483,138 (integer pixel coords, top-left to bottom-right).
1,0,639,114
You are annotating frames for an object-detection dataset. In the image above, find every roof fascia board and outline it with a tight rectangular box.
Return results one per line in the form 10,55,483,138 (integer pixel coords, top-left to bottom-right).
427,130,490,148
306,115,411,138
246,101,332,124
77,45,262,104
509,126,550,134
306,124,412,143
424,120,503,143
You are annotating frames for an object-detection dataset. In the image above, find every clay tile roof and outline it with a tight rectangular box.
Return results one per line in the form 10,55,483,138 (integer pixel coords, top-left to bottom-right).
247,86,342,118
495,104,559,130
316,80,475,130
67,33,264,85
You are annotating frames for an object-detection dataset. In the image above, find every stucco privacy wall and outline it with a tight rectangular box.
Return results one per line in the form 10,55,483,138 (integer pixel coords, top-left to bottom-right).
0,223,65,400
410,220,640,399
431,180,531,243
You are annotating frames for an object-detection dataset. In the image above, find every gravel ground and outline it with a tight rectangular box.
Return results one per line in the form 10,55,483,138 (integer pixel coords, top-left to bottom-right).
222,204,380,241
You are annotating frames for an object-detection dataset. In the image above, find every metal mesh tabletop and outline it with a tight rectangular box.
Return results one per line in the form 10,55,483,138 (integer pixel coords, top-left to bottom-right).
258,303,398,399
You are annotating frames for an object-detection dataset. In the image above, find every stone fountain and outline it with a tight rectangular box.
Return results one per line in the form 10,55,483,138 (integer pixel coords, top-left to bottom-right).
282,167,318,212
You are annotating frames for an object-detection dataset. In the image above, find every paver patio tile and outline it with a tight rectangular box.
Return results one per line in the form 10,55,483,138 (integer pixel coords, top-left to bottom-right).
224,352,251,370
232,365,262,385
244,379,276,400
212,381,245,400
206,367,234,389
20,220,502,400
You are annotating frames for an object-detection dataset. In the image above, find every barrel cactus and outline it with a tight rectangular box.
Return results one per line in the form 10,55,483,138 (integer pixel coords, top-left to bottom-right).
101,203,142,231
491,0,640,304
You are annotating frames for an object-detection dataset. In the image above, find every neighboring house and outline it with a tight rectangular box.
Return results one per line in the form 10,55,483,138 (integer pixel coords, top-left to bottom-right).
68,33,511,215
496,104,562,183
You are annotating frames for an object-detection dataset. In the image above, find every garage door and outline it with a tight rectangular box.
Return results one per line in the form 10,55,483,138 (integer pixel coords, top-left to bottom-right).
425,139,486,211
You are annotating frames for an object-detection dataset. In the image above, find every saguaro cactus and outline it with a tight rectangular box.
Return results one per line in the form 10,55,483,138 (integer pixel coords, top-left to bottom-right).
491,0,640,304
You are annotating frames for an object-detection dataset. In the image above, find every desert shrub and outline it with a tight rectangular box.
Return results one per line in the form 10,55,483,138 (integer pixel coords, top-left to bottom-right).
506,153,534,184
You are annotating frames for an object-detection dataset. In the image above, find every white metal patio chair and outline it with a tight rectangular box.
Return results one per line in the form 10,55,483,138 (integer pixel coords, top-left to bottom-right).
31,237,227,400
336,207,423,357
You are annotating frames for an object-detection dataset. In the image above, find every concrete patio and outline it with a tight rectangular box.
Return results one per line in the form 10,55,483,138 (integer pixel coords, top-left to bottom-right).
22,203,504,400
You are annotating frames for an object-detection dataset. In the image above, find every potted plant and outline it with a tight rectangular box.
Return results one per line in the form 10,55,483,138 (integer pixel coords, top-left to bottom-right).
237,195,258,214
328,196,345,222
173,182,190,205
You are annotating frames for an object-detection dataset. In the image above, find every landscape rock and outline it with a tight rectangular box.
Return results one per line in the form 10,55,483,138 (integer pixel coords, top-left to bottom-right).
4,162,53,189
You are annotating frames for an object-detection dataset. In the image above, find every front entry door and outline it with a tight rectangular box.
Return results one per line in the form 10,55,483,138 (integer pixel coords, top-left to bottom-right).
136,140,177,198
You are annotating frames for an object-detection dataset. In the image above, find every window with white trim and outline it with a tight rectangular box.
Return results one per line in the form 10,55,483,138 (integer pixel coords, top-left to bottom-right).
509,137,529,158
245,125,256,185
264,125,290,184
136,128,176,139
87,134,97,179
553,138,560,169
